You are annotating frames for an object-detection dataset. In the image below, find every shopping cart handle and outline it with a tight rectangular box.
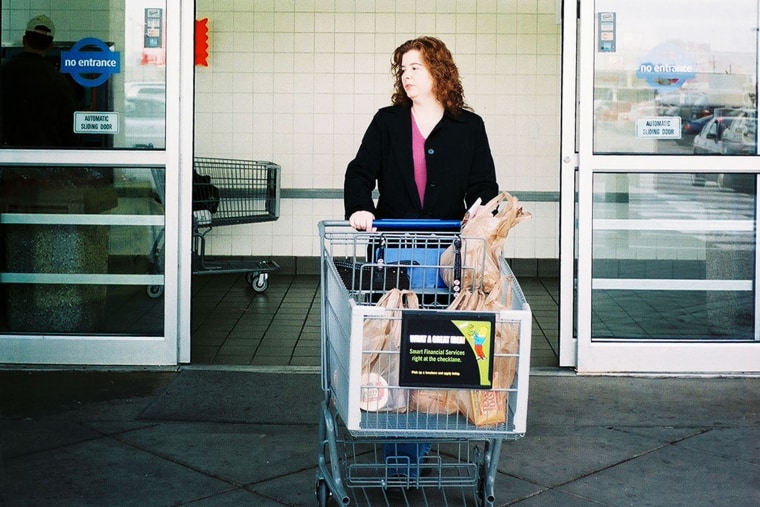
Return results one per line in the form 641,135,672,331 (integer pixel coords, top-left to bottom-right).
372,219,461,231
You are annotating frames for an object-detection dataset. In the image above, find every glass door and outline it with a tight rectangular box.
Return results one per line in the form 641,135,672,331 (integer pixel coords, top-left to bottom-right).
0,1,194,365
569,0,760,373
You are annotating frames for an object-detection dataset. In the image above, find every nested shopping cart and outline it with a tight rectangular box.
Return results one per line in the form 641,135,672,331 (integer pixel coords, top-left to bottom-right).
148,157,281,297
316,220,532,507
191,157,280,292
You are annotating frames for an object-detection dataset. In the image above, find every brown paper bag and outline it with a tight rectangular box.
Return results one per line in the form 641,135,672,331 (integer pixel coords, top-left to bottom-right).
460,386,506,426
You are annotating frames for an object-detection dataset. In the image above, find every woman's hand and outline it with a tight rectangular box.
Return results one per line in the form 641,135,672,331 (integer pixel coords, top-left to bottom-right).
349,210,376,231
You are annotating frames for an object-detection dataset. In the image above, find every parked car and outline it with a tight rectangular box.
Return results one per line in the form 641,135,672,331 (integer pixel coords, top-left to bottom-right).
691,113,755,193
678,112,713,145
657,89,746,116
655,89,708,115
662,89,748,146
692,116,734,155
693,112,757,156
720,110,757,156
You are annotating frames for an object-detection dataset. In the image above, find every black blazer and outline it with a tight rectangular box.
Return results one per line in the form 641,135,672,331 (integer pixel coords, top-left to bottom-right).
344,105,499,221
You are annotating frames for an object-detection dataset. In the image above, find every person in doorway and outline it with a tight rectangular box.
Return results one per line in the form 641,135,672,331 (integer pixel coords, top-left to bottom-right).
0,14,78,147
344,35,498,230
344,35,500,488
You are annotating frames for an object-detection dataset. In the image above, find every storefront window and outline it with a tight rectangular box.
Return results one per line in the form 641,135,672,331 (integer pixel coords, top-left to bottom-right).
1,2,166,150
592,172,755,340
0,2,168,337
0,166,165,335
593,0,758,155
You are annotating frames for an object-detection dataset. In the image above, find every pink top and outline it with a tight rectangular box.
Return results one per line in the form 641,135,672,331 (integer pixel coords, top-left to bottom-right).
411,112,427,207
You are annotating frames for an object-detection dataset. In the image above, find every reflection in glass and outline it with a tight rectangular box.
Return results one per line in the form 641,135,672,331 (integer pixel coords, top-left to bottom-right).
593,0,758,155
0,166,165,335
692,111,757,155
0,1,167,150
124,88,166,148
592,173,755,340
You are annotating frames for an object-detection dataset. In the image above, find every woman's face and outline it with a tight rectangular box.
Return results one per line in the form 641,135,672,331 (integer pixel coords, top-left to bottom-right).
401,49,435,103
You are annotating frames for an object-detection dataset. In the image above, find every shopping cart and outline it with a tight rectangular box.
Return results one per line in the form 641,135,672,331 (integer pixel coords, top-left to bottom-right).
147,157,281,297
191,157,280,292
316,220,532,507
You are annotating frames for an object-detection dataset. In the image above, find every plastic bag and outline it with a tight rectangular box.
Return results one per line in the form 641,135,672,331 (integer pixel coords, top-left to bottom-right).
440,191,530,292
455,276,518,426
192,170,220,213
360,288,419,412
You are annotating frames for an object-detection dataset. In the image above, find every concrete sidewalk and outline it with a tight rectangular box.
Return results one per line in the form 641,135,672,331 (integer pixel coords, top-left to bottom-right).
1,367,758,506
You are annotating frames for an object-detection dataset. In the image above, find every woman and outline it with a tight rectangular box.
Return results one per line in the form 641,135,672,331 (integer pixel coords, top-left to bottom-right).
343,35,500,487
344,35,499,230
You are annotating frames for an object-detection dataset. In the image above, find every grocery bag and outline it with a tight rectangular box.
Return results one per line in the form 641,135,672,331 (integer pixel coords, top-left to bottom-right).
360,288,419,412
440,191,530,292
455,276,518,426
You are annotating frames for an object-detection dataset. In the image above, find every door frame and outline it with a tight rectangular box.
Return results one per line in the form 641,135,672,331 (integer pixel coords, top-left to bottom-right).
559,0,580,368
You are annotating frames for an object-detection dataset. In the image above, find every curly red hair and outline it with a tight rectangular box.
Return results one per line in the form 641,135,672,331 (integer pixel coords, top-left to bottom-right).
391,36,470,116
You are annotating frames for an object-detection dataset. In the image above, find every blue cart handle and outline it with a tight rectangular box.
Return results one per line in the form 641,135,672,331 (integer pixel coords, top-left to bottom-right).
372,220,463,292
372,219,461,231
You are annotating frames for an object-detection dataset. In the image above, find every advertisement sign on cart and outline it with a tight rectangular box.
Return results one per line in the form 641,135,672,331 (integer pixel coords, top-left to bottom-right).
399,310,495,389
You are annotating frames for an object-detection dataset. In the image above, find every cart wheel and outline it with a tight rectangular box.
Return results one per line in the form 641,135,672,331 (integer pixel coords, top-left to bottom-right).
249,272,269,293
316,479,330,507
147,285,164,298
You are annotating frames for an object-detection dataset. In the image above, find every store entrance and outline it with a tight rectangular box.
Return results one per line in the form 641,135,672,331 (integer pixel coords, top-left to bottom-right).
560,0,760,373
0,2,193,365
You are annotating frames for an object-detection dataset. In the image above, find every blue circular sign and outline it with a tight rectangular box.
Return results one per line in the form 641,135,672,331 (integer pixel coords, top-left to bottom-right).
60,37,121,88
636,42,696,91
